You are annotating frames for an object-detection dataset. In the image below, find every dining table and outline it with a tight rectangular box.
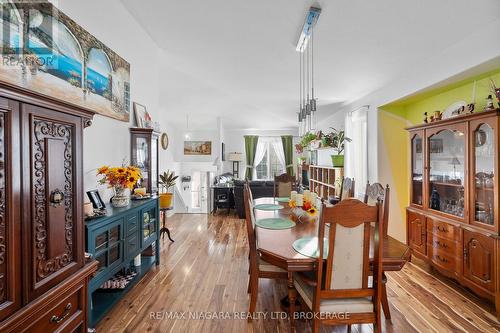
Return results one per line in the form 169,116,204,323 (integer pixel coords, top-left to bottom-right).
253,197,411,324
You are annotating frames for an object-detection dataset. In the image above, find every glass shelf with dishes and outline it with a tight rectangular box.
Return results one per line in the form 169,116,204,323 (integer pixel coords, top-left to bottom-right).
427,128,466,218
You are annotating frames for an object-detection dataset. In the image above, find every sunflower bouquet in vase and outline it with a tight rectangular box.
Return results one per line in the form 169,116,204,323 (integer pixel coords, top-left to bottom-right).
288,190,318,222
97,165,142,207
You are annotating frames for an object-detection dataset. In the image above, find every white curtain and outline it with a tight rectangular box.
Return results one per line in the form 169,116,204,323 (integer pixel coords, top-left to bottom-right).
345,106,368,198
253,137,286,179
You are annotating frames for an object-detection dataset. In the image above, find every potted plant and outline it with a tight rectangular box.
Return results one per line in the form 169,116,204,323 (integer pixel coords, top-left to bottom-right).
97,165,141,207
158,170,179,209
300,132,318,150
323,128,351,167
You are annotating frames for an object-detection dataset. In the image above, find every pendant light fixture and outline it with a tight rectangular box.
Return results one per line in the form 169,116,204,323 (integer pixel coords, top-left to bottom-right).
310,25,316,131
298,50,303,136
296,6,321,135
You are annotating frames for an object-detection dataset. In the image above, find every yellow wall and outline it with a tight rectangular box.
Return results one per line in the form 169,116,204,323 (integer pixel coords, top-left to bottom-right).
378,69,500,242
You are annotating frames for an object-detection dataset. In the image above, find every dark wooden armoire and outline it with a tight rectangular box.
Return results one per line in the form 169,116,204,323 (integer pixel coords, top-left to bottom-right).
0,83,98,332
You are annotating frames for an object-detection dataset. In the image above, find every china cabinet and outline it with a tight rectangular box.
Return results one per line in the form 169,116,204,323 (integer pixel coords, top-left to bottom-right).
130,128,160,194
0,83,98,332
406,109,500,317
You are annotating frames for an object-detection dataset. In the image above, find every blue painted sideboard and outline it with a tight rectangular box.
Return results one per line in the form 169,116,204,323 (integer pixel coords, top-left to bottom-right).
85,198,160,327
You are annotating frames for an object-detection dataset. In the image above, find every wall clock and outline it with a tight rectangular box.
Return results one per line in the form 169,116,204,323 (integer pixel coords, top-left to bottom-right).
161,133,169,150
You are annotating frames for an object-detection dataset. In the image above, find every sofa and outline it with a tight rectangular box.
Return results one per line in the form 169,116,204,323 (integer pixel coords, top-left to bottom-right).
233,179,275,218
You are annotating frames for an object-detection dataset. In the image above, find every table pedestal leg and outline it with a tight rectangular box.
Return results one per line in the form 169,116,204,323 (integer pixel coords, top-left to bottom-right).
160,210,174,242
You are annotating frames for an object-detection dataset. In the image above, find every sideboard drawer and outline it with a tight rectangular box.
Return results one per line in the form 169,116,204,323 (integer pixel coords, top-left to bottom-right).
126,213,139,236
427,218,458,241
429,247,457,273
427,234,457,253
25,284,84,333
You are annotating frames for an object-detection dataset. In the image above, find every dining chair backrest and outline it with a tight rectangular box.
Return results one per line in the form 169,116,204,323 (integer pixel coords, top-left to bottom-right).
314,199,383,312
363,182,390,237
245,180,254,204
339,177,355,201
274,173,295,198
243,183,257,255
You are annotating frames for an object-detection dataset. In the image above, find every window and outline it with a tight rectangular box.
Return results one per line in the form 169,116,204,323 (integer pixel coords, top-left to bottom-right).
254,141,285,180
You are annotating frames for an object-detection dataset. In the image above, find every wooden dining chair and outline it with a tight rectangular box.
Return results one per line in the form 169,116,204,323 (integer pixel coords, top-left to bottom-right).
243,184,287,320
363,182,392,320
274,173,296,198
339,177,355,201
290,199,384,333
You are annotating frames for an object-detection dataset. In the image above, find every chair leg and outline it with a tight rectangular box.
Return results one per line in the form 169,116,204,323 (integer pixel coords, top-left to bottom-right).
288,273,296,332
248,273,258,322
381,273,391,320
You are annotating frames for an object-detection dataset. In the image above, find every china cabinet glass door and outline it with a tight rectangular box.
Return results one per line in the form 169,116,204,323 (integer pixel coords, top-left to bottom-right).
427,126,466,218
411,132,423,206
470,119,496,230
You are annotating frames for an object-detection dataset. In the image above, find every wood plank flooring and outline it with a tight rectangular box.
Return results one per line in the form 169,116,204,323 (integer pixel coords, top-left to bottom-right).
96,213,500,333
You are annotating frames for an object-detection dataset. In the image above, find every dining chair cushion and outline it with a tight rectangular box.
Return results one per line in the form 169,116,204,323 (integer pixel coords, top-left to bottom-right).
259,257,286,273
331,224,364,289
293,273,373,313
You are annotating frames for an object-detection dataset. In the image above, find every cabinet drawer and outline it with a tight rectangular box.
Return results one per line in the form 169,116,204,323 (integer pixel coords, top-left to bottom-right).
26,285,84,333
126,233,140,258
126,213,139,236
429,247,457,273
427,234,457,253
427,219,458,241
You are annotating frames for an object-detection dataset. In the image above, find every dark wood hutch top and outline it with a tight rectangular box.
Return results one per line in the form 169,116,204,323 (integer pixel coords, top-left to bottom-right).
406,108,500,131
0,81,95,125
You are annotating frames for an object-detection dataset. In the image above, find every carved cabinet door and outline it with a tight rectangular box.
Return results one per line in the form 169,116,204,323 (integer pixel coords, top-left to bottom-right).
463,230,495,292
0,98,21,320
21,103,84,302
407,210,426,256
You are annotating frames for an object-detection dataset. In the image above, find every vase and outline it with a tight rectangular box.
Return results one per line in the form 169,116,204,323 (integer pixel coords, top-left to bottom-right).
112,187,130,208
331,155,345,167
159,192,173,209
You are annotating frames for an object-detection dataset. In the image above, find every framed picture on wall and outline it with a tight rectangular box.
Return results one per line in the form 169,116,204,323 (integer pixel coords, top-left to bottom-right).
184,141,212,155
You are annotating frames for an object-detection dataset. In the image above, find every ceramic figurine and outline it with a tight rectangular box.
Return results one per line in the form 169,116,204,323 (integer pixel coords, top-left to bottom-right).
423,112,428,123
434,110,442,121
467,103,475,114
485,95,495,111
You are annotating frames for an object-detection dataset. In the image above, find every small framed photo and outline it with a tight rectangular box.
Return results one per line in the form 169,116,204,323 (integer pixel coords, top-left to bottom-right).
133,102,147,128
87,190,106,210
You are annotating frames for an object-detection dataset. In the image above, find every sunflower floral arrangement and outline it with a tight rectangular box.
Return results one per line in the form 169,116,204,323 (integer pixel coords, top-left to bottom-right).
97,165,142,207
289,193,318,221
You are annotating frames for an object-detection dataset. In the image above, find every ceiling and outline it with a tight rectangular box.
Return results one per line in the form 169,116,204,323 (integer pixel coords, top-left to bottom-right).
121,0,500,130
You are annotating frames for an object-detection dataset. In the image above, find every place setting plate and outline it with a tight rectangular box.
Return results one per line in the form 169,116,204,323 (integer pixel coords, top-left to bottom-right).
292,236,329,259
254,203,284,211
255,218,296,230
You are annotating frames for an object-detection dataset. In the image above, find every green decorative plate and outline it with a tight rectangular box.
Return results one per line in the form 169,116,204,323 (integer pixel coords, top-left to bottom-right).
254,204,284,211
292,237,329,259
275,197,290,203
255,218,296,230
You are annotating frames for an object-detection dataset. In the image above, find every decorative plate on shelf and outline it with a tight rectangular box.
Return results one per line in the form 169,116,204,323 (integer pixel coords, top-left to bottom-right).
442,101,467,119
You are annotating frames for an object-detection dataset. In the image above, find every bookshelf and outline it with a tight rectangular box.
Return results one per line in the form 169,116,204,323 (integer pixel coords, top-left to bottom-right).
308,165,344,200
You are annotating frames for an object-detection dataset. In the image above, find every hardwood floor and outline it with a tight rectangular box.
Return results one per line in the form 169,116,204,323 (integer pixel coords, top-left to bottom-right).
96,213,500,333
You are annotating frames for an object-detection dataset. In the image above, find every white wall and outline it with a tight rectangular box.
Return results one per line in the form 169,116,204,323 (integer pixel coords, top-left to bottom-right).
223,128,298,178
52,0,178,201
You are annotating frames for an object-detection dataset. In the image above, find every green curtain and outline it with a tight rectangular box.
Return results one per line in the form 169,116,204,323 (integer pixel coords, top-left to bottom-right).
281,135,294,176
244,135,259,179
